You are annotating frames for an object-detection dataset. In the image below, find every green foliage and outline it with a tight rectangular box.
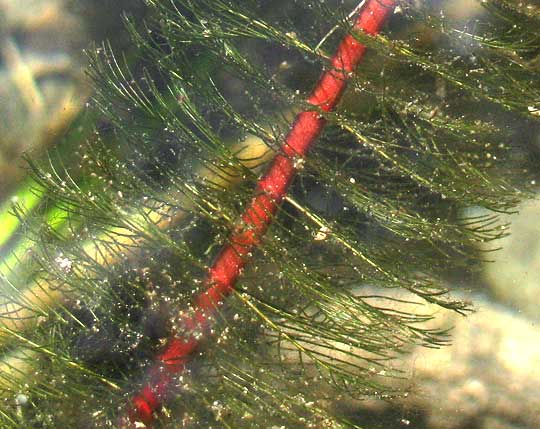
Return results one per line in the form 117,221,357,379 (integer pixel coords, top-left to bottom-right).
1,0,539,427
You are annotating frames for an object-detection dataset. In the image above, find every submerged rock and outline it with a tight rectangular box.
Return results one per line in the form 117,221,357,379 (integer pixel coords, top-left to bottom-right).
483,199,540,321
0,0,88,197
342,291,540,429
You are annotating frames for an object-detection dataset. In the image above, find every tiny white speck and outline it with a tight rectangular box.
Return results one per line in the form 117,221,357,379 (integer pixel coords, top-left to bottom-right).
293,157,305,169
55,255,72,273
314,226,330,241
15,394,28,406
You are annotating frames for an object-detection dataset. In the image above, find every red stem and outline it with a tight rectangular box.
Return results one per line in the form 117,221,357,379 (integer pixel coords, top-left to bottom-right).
124,0,396,426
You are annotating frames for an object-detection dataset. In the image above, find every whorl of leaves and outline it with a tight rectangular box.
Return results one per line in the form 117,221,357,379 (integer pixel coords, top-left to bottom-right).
0,1,538,428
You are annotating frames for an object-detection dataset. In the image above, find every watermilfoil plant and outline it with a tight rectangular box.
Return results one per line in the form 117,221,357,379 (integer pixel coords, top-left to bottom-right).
0,0,539,428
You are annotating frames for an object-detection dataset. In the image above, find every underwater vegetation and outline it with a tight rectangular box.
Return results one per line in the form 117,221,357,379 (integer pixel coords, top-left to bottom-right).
1,0,540,427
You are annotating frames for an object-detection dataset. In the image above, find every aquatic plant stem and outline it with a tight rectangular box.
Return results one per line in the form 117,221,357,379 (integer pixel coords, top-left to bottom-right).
125,0,397,426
